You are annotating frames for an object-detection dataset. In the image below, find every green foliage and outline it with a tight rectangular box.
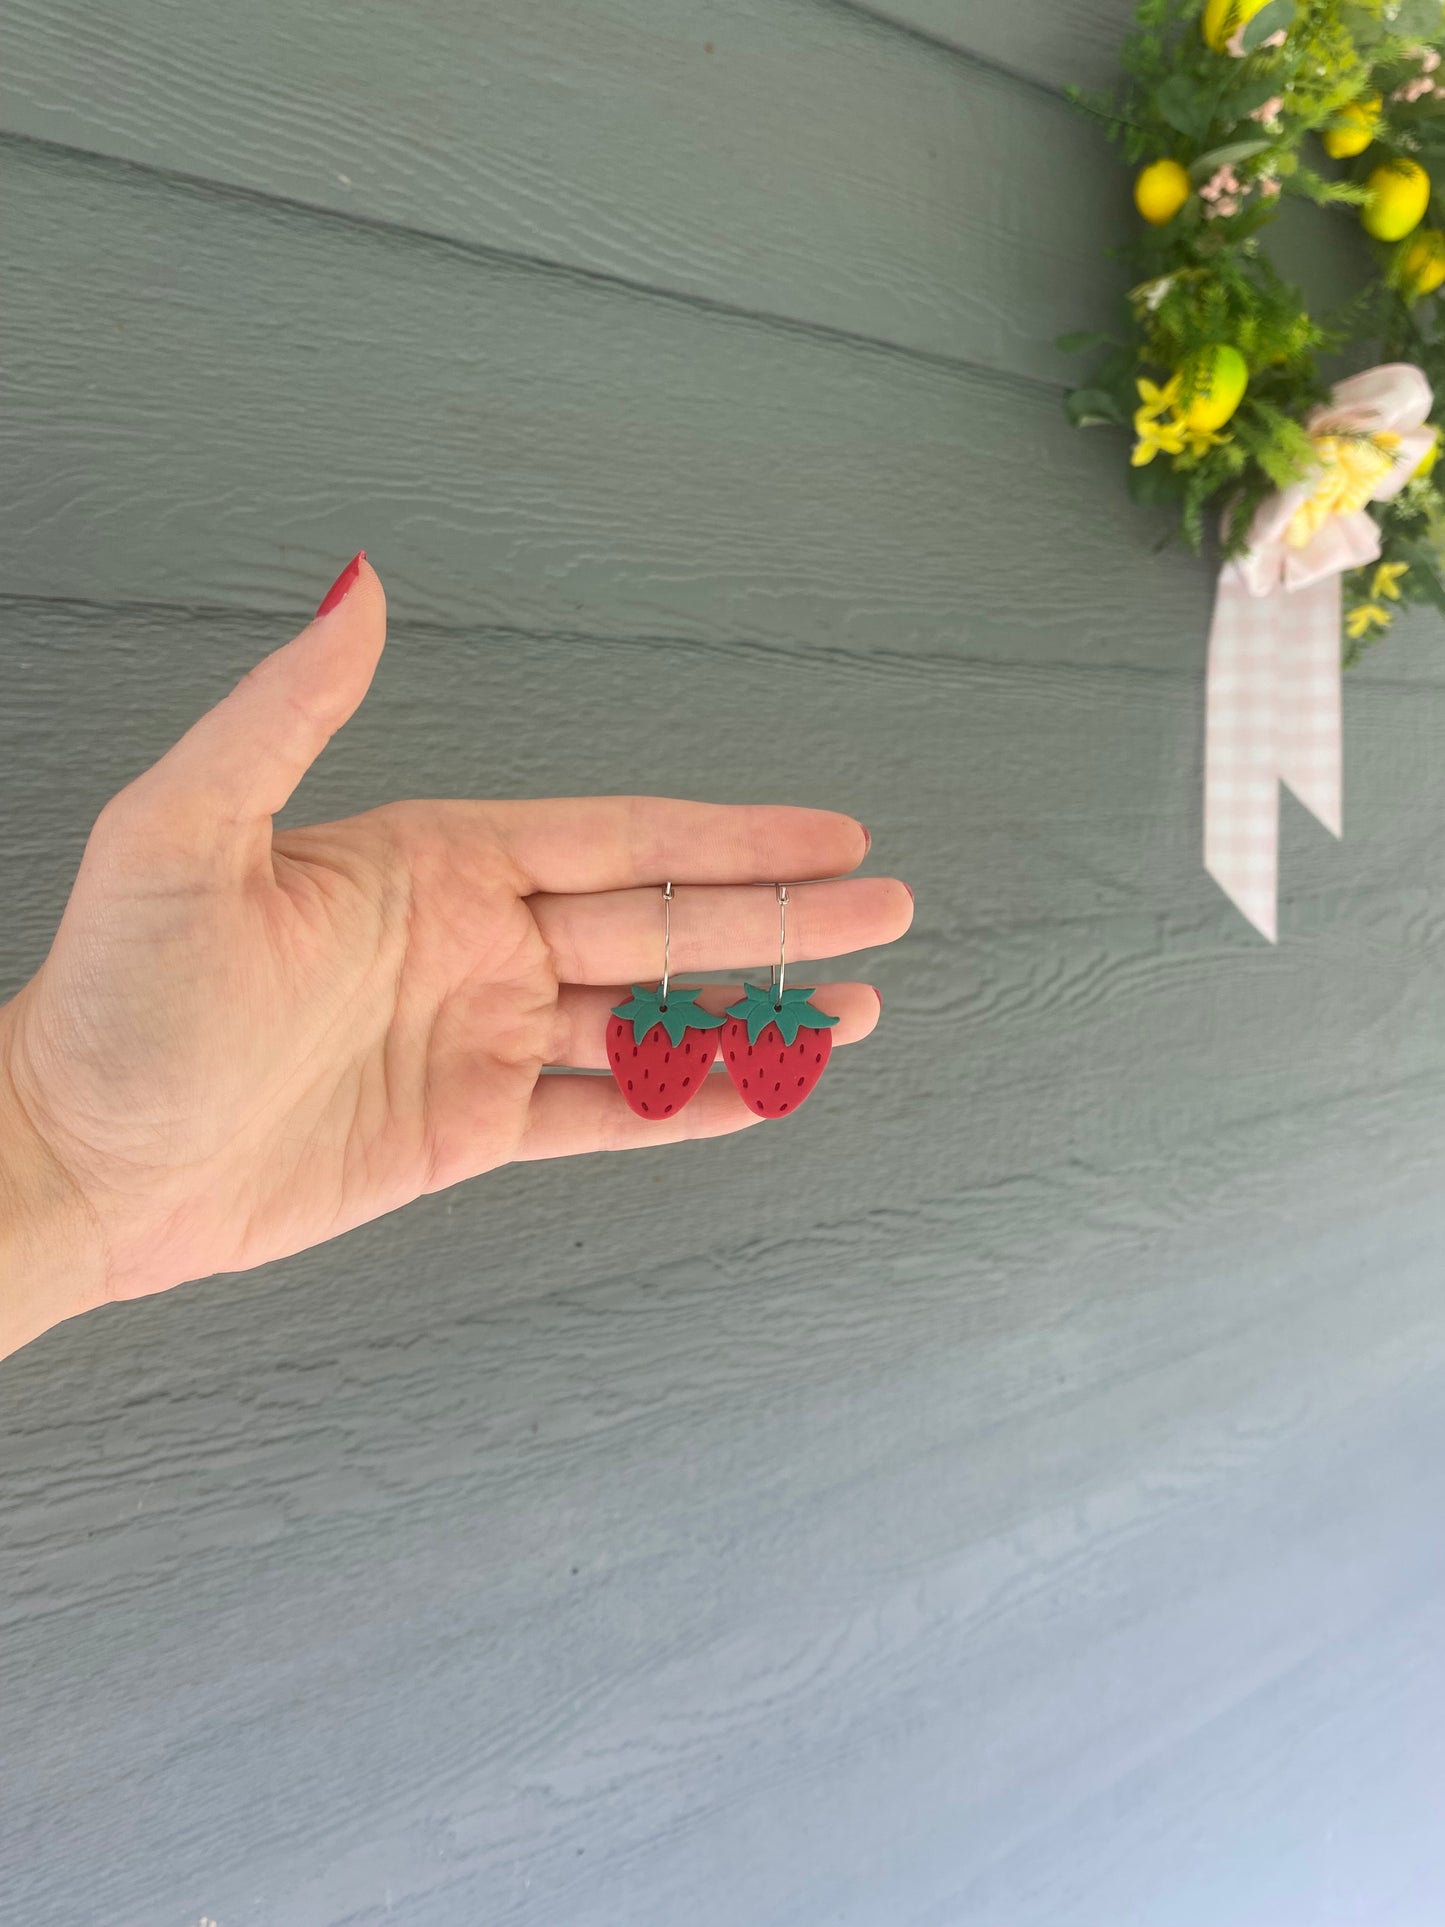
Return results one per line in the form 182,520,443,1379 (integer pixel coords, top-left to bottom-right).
1065,0,1445,654
1232,400,1317,486
1288,166,1369,202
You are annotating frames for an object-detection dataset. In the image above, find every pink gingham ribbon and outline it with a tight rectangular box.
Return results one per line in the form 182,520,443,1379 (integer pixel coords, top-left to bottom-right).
1205,364,1434,940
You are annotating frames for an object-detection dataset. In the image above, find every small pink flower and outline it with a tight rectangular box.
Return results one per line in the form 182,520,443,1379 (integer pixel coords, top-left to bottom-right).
1201,163,1241,206
1206,194,1240,219
1426,49,1442,73
1259,174,1281,197
1249,95,1284,123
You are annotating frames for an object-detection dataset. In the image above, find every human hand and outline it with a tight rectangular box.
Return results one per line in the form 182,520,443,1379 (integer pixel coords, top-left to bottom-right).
0,557,911,1355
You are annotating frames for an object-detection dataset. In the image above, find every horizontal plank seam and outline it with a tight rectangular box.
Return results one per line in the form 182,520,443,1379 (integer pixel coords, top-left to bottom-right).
812,0,1139,133
812,0,1071,103
0,588,1266,687
0,128,1060,403
4,593,1444,698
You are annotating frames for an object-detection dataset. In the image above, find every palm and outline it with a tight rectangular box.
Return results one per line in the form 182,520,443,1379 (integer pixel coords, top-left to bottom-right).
1,560,908,1309
13,805,552,1294
265,805,561,1199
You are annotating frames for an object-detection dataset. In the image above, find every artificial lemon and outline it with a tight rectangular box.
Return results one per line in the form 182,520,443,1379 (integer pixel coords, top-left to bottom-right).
1363,160,1431,242
1201,0,1271,52
1401,227,1445,297
1323,95,1381,160
1414,427,1441,479
1178,344,1248,431
1135,159,1192,226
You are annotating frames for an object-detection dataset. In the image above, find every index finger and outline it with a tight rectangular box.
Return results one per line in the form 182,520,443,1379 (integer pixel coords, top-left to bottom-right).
470,797,870,893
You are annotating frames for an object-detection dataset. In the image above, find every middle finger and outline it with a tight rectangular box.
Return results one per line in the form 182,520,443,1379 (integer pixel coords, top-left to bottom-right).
530,878,912,985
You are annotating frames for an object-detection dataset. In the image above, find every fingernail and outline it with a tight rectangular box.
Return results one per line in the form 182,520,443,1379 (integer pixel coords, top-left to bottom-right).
316,551,365,617
903,882,914,905
860,824,873,854
873,986,883,1015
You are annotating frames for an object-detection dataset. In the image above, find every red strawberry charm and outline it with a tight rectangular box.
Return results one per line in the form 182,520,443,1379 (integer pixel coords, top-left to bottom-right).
607,984,724,1120
721,983,840,1118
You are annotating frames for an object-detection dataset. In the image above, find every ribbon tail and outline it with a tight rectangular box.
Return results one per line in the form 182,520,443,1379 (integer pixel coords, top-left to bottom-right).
1204,565,1280,942
1276,574,1342,839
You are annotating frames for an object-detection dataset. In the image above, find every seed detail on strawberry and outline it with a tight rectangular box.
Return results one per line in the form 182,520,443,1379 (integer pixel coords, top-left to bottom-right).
721,983,839,1118
607,984,724,1120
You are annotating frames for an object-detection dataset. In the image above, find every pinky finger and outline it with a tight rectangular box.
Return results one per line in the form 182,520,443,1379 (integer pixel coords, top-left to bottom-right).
516,1074,764,1163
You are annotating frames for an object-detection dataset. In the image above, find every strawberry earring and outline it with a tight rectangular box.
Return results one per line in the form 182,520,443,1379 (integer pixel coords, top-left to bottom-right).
607,882,724,1119
722,885,839,1118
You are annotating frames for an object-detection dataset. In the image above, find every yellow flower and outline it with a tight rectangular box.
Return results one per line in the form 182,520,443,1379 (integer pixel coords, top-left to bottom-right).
1181,425,1232,459
1135,375,1182,420
1345,602,1393,641
1285,432,1400,547
1131,410,1188,466
1371,561,1408,601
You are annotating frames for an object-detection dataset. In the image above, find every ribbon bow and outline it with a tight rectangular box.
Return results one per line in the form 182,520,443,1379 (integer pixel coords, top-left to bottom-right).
1204,362,1434,940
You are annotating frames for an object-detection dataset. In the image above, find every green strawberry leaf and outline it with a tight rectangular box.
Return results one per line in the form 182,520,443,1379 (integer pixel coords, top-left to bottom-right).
725,982,841,1047
610,983,724,1046
792,1006,841,1031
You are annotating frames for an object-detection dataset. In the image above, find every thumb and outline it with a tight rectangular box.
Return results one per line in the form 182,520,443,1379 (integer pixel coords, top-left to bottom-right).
134,553,387,835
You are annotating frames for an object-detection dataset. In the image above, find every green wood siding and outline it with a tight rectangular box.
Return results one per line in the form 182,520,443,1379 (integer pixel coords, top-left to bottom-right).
4,6,1445,1925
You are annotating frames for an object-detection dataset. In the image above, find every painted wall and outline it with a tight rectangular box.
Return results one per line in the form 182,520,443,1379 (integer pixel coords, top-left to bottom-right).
4,5,1445,1923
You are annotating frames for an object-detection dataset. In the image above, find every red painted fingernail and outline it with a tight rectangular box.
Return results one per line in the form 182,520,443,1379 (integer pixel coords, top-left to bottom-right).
315,551,365,616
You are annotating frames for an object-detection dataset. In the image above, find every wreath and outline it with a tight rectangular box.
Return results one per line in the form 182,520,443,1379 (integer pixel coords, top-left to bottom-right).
1065,0,1445,662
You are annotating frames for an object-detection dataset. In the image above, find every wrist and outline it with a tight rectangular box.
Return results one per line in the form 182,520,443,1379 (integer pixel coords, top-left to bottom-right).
0,999,106,1360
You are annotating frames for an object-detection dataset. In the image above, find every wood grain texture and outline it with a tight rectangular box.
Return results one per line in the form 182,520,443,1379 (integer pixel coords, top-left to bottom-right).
849,0,1136,91
3,598,1445,950
0,144,1372,677
6,599,1445,1926
4,598,1445,1159
0,0,1134,381
7,5,1445,1920
0,0,1364,388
